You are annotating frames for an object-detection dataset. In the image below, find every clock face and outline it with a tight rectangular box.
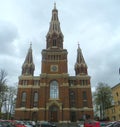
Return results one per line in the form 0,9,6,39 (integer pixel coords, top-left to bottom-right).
51,65,58,72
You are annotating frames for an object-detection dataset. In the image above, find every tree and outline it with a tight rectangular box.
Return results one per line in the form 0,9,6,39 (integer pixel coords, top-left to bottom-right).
93,82,113,120
3,85,17,119
0,69,7,92
0,69,8,118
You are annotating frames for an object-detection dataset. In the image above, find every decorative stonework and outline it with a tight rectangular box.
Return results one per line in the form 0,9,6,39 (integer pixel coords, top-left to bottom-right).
46,100,62,110
15,4,93,122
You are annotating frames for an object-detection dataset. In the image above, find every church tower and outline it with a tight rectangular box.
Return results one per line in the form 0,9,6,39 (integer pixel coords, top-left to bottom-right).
41,3,67,74
75,44,87,75
15,4,93,122
22,44,35,76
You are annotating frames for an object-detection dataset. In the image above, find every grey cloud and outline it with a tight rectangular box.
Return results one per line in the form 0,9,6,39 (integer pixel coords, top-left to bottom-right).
0,0,120,89
0,20,19,55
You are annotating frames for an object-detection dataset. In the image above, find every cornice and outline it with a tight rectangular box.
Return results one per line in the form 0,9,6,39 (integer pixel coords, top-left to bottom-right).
18,85,40,89
40,73,69,78
15,107,93,111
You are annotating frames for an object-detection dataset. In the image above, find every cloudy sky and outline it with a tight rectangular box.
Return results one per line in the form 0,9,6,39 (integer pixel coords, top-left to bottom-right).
0,0,120,90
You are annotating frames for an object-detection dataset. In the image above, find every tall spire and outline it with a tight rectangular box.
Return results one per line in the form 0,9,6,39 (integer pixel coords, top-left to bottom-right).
22,43,35,76
47,3,63,36
75,43,88,75
46,3,64,49
54,2,56,9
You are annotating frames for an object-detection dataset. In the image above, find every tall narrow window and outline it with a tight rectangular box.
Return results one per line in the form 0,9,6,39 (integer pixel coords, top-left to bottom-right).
34,80,39,86
82,91,88,107
54,14,56,20
70,91,76,107
33,92,38,107
83,101,88,107
23,80,27,85
21,92,26,107
53,39,56,46
50,81,59,99
83,91,87,100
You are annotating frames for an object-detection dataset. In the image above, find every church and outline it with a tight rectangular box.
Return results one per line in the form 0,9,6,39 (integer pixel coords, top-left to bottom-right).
15,4,93,122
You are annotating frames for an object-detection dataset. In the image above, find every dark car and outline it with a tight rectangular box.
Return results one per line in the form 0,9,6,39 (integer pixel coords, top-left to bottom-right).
0,120,15,127
106,121,120,127
39,122,56,127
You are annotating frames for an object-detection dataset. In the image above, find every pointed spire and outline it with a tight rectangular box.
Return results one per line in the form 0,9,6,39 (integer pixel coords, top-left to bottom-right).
47,3,63,36
75,43,88,75
46,3,64,49
77,43,86,64
22,43,35,76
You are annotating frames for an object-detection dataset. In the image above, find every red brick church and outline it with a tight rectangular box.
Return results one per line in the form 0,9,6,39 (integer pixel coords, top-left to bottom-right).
15,4,93,122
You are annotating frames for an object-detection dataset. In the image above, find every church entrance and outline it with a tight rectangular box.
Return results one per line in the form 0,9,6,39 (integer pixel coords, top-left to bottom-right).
49,105,59,122
32,112,38,121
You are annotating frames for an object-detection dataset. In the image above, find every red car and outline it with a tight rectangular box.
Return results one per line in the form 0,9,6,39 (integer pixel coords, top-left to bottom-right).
84,120,101,127
13,121,27,127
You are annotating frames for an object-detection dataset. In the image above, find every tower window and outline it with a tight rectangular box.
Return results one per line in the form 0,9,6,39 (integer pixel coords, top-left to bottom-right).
83,91,87,100
53,39,56,46
50,81,59,99
70,91,76,107
81,80,87,85
34,92,38,102
21,92,26,107
54,14,56,20
22,92,26,102
23,80,27,85
83,101,88,107
34,80,39,86
33,92,38,107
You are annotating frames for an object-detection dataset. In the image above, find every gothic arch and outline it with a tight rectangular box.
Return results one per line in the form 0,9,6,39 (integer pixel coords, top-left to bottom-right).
49,80,59,99
46,100,62,110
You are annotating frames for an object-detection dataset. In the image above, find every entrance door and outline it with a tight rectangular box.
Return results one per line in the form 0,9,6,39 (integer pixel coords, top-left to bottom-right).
51,110,57,122
70,111,76,122
32,112,38,121
49,105,58,122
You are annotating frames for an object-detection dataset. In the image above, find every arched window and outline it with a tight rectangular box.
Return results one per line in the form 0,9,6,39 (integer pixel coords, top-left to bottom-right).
22,92,26,102
33,92,38,107
21,92,26,107
70,91,75,100
50,81,59,99
34,92,38,102
70,91,76,107
83,91,87,100
53,39,56,46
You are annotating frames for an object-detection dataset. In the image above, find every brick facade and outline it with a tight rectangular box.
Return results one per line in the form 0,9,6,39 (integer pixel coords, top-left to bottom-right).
15,4,94,122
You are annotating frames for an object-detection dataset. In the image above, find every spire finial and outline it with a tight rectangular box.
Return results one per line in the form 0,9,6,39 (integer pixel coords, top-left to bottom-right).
30,42,32,48
54,2,56,9
78,42,80,48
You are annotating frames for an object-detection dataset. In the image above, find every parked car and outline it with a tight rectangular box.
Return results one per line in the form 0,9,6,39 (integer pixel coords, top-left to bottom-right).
84,120,101,127
105,121,115,127
39,121,56,127
106,121,120,127
100,122,107,127
23,121,33,127
77,123,84,127
77,121,84,127
14,121,27,127
0,120,15,127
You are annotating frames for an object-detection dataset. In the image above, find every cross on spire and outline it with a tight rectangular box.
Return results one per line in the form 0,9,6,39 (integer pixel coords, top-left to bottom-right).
78,42,80,48
54,2,56,9
30,42,32,48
